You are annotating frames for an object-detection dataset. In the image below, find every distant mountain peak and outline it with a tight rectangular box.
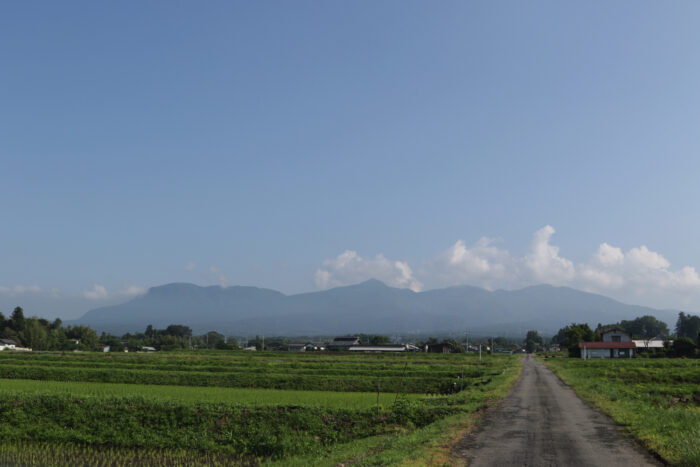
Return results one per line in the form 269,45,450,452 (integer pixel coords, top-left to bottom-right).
357,278,388,287
72,280,683,336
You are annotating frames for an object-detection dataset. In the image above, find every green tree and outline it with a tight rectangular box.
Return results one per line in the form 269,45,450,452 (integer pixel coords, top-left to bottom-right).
65,325,99,351
202,331,225,349
10,307,25,332
555,323,595,357
359,334,392,345
443,339,465,353
673,337,696,357
675,312,700,344
524,330,542,353
21,318,48,350
618,315,669,339
164,325,192,338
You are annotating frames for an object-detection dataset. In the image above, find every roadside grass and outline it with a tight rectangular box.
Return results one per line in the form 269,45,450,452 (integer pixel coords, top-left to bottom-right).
544,357,700,466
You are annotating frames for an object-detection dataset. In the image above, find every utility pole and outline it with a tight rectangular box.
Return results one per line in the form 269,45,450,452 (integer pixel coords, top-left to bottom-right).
479,343,482,362
465,329,469,353
262,335,265,351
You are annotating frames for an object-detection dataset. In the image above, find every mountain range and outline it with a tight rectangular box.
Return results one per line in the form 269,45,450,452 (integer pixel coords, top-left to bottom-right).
70,280,684,336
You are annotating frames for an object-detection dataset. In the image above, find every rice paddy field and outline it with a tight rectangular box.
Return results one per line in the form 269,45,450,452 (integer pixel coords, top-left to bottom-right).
544,357,700,466
0,350,522,466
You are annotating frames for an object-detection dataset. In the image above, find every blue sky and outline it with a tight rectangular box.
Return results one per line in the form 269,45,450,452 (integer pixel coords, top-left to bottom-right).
3,1,700,318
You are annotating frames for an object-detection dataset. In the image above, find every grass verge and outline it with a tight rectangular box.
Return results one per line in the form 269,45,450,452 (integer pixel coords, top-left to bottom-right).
544,356,700,466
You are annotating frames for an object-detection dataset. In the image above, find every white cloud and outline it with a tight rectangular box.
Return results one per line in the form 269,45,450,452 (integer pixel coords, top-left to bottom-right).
431,226,700,309
0,285,42,295
315,250,423,292
436,237,517,289
209,266,228,287
82,284,147,300
121,285,147,296
82,284,109,300
524,225,575,285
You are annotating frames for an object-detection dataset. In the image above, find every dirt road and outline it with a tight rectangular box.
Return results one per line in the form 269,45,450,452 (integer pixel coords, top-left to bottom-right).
453,355,661,466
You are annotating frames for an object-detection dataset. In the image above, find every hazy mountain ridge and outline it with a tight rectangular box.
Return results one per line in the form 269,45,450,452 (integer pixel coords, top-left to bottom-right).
70,280,686,336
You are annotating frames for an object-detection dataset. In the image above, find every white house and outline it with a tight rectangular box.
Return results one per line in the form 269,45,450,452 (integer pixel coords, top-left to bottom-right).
579,328,635,359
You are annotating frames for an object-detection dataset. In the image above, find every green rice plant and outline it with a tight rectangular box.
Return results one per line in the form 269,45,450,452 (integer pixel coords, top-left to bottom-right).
0,378,422,409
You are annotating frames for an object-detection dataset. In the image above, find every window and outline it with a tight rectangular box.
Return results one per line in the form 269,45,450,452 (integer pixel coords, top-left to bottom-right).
612,335,621,342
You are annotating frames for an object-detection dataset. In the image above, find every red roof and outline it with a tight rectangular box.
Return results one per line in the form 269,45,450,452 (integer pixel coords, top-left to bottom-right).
578,341,636,349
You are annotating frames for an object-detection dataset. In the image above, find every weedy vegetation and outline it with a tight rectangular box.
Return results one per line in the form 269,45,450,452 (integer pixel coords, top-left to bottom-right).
544,357,700,466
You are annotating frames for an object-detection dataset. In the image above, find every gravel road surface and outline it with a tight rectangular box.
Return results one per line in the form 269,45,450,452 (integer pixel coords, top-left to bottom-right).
453,354,661,466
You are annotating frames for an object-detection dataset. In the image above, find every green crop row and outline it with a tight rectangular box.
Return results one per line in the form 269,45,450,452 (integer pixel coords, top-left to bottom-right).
0,350,488,369
0,357,473,378
0,393,457,460
0,378,423,409
0,363,480,394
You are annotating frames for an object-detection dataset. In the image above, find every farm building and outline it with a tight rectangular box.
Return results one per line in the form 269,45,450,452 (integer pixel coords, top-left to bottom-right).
0,338,17,350
579,328,636,359
328,336,360,350
304,342,325,351
579,341,636,359
425,343,452,354
632,339,666,350
287,343,306,352
348,345,408,353
601,327,631,343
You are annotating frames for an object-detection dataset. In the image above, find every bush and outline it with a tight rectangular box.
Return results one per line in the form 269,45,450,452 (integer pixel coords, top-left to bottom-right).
673,337,696,357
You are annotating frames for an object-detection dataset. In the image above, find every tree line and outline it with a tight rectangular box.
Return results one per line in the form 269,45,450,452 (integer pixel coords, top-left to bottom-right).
0,307,242,352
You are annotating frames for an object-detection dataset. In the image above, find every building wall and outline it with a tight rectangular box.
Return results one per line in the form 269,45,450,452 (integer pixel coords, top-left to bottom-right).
601,331,630,342
581,347,635,359
584,348,610,358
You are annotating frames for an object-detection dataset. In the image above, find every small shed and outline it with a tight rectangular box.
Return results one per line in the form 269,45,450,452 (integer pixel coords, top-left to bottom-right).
632,339,666,350
425,343,452,354
328,336,361,350
0,338,17,351
304,342,325,351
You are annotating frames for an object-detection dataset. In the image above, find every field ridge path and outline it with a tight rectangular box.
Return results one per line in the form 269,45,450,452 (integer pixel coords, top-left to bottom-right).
453,354,662,466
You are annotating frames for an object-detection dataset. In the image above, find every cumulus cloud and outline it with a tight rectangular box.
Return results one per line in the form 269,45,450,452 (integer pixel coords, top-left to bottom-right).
436,237,517,290
315,250,423,292
433,225,700,307
524,225,576,285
